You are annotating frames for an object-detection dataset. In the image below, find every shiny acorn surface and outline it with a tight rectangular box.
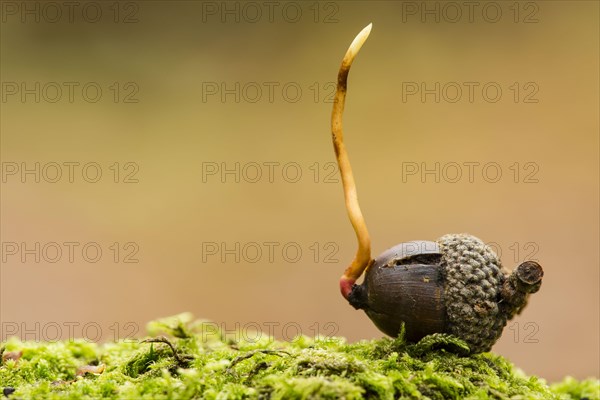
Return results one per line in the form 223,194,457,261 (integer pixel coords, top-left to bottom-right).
348,241,446,342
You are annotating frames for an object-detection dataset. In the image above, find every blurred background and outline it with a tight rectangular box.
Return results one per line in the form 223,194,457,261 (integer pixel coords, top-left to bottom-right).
1,1,598,382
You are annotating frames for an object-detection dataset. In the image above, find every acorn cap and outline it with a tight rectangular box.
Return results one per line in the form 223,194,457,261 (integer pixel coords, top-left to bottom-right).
437,234,506,352
439,233,543,353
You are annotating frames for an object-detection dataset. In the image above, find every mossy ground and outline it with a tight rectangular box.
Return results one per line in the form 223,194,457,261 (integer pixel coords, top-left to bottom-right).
1,313,598,399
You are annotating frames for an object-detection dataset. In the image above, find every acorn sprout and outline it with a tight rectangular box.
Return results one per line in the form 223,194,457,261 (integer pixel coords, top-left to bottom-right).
330,24,543,353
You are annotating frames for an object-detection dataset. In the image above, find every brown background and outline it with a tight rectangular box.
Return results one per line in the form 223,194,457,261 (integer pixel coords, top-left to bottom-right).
1,1,598,382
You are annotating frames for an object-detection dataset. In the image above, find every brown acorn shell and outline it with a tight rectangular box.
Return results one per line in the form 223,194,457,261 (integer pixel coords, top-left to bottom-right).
348,241,447,342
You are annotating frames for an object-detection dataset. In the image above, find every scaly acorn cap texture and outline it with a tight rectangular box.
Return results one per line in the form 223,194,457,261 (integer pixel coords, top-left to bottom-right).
438,233,541,353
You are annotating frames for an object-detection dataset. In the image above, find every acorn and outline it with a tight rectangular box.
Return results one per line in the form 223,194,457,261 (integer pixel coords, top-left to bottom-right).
330,24,543,353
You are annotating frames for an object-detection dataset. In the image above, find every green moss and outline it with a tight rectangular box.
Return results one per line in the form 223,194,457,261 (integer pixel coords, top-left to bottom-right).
551,377,600,400
1,313,598,399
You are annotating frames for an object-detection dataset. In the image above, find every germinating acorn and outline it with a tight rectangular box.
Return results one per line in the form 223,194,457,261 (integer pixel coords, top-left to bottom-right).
330,24,543,354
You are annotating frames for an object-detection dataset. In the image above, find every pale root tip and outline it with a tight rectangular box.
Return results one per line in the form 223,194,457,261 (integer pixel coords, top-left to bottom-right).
360,23,373,41
345,23,373,61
